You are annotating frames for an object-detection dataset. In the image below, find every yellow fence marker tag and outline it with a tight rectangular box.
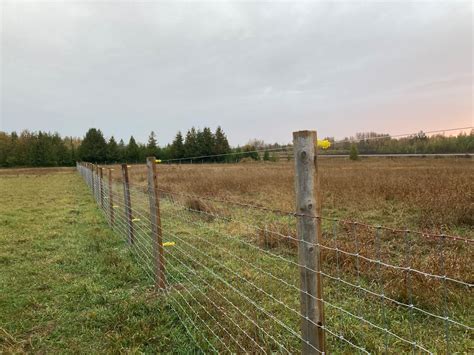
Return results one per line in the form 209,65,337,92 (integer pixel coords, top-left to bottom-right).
127,165,132,168
317,139,331,150
113,205,119,208
155,159,162,163
163,242,175,247
132,218,141,222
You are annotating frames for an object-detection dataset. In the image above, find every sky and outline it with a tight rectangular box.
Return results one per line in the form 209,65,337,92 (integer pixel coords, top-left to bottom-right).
0,0,472,146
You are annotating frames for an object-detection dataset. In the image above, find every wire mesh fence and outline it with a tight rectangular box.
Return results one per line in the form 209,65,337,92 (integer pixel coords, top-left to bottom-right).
76,132,472,354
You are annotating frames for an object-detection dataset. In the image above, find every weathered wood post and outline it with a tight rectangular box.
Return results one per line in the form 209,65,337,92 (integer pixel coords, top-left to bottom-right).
121,164,134,245
88,163,92,189
293,130,325,354
91,163,95,197
108,168,115,226
146,157,166,290
99,167,104,209
94,164,99,203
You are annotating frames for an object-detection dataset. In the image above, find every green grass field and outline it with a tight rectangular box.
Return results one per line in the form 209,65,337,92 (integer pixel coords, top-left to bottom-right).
0,171,198,353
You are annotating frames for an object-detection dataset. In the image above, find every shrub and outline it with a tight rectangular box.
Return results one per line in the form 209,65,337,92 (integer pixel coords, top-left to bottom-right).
349,144,359,161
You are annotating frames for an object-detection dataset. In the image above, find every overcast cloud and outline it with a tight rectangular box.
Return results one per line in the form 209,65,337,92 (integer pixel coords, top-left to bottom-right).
0,0,472,145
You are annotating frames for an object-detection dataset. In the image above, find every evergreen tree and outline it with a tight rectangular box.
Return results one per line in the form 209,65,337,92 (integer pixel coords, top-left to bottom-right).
138,143,148,162
107,136,120,162
159,144,172,160
184,127,199,158
6,132,19,166
126,136,140,163
146,131,159,157
200,127,215,160
32,131,54,166
78,128,107,163
214,126,230,161
118,139,126,161
170,131,185,159
0,132,9,166
67,137,77,165
51,132,69,166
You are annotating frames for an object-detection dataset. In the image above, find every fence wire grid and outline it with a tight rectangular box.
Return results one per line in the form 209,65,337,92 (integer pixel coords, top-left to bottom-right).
77,160,473,354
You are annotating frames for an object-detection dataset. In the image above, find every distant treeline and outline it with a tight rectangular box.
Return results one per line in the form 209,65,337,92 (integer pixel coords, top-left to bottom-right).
0,127,233,167
323,131,474,155
0,128,472,167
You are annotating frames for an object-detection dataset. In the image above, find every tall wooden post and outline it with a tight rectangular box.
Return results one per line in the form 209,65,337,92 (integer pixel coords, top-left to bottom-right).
108,168,115,226
146,157,166,289
121,164,134,245
99,167,104,209
293,130,325,354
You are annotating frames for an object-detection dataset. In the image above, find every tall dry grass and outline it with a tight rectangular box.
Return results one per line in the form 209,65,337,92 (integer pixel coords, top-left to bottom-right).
111,157,473,231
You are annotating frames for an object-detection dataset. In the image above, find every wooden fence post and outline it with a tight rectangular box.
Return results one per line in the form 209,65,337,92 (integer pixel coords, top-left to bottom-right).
94,165,99,203
91,163,95,197
146,157,166,290
88,163,92,189
108,168,115,226
293,130,325,354
99,167,104,209
121,164,134,245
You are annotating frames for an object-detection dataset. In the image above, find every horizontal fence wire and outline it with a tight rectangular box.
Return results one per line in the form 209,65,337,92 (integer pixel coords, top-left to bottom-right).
77,162,473,354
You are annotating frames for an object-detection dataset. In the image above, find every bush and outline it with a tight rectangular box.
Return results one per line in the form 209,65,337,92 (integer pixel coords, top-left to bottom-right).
263,150,270,161
349,144,359,161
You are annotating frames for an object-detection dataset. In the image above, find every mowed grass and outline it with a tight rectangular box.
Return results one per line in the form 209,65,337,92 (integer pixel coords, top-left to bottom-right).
0,171,197,353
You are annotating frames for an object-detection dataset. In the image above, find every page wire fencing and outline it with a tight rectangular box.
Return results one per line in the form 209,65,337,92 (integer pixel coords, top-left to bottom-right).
76,131,473,354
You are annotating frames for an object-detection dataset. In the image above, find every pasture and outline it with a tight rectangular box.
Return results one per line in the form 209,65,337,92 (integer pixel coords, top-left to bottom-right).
0,171,194,352
1,157,473,353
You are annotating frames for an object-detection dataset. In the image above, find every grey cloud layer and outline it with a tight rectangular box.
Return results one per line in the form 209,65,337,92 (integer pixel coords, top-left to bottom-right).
1,1,472,145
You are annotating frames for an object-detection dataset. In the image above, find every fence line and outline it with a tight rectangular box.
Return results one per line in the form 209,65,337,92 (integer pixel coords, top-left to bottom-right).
76,130,472,354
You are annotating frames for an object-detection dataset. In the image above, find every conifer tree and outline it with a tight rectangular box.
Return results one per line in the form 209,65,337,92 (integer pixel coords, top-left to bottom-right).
147,131,159,157
126,136,140,163
170,131,185,159
200,127,215,160
107,136,120,162
184,127,199,158
118,139,126,161
78,128,107,163
214,126,230,161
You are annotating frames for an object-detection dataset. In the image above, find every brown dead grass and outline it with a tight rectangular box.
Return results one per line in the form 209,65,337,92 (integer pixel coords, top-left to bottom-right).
109,157,473,230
